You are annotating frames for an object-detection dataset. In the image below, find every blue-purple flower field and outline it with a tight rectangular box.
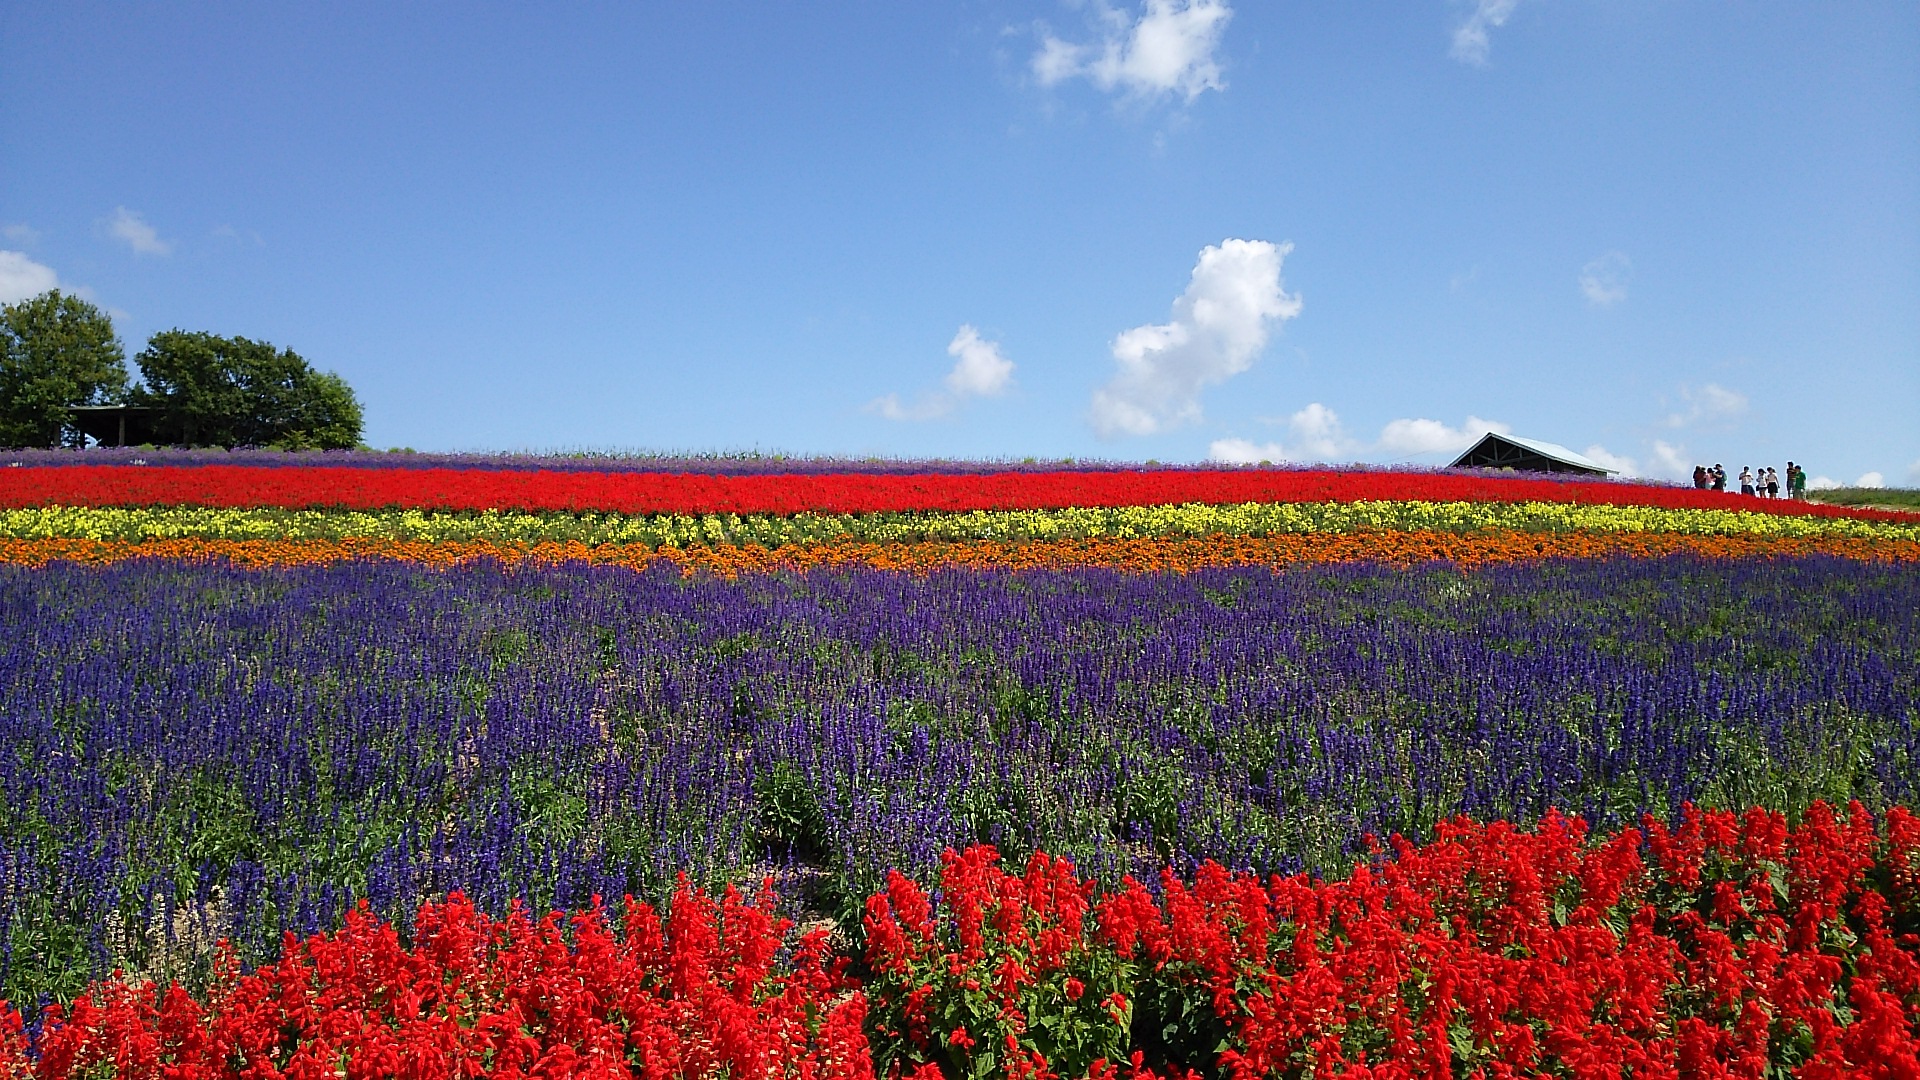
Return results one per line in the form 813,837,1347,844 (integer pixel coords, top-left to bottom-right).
4,553,1914,1007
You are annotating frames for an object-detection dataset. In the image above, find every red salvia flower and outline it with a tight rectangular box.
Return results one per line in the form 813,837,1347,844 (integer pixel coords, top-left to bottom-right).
8,804,1919,1079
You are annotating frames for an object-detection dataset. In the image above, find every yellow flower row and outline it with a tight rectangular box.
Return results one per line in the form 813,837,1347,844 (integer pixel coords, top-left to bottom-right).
4,500,1916,548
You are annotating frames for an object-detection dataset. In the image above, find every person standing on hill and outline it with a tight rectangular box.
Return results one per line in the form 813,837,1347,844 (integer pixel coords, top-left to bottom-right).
1766,467,1779,499
1713,465,1727,491
1693,465,1708,489
1739,467,1755,495
1788,462,1805,499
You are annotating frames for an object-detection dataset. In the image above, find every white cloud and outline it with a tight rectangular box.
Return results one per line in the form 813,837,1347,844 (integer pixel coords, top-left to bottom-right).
1206,437,1285,464
1581,444,1639,477
2,224,41,246
1218,409,1508,463
211,224,267,246
868,394,930,422
0,250,61,304
105,207,172,256
1804,473,1903,494
1215,409,1681,479
943,325,1014,398
1376,414,1511,456
1579,251,1631,307
1208,402,1352,463
1090,238,1299,437
1033,0,1232,103
1033,35,1088,86
1649,440,1692,481
1451,0,1523,65
1279,402,1350,458
871,324,1015,422
1663,382,1748,429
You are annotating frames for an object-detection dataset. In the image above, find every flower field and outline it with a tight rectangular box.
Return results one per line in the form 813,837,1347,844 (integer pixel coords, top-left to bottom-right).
1,455,1917,1076
0,458,1916,574
3,461,1917,521
8,808,1919,1078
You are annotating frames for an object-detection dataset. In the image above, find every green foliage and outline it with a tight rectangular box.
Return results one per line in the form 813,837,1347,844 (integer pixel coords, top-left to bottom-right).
0,290,130,447
1130,975,1233,1077
756,760,827,857
133,330,363,449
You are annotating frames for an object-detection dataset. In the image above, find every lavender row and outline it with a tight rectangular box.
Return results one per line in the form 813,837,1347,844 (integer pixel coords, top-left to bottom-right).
1,555,1912,1007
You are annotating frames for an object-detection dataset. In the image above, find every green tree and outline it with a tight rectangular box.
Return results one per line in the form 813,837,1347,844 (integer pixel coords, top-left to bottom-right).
0,290,131,448
134,331,363,449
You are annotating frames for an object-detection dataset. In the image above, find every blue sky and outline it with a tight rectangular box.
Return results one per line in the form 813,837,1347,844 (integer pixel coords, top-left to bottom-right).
3,2,1915,484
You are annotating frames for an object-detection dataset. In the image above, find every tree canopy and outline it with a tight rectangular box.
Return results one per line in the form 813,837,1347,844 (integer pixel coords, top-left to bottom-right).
0,291,364,450
134,330,363,449
0,290,130,448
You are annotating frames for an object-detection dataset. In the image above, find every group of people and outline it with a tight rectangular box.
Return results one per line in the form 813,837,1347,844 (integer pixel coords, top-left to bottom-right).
1692,462,1807,499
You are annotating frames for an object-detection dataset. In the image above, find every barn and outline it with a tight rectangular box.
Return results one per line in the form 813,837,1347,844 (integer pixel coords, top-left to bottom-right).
1449,432,1615,476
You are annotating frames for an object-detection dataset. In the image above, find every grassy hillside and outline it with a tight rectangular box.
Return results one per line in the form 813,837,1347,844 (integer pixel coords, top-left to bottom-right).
1810,486,1920,510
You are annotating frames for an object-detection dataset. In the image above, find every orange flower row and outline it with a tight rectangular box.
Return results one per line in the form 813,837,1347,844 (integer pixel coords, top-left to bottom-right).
2,530,1915,575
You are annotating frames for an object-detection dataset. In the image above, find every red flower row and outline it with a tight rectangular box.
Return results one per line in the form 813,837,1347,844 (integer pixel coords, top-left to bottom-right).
5,804,1916,1079
0,465,1908,519
7,879,872,1080
863,803,1920,1080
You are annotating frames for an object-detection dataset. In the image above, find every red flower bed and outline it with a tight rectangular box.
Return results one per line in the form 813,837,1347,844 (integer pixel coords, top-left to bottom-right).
0,465,1909,520
863,803,1920,1080
5,804,1917,1079
5,878,871,1080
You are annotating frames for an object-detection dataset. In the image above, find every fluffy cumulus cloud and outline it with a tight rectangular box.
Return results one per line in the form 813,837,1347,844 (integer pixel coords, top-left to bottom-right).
1663,382,1748,429
1376,415,1510,456
1580,444,1639,477
1805,473,1886,492
1213,409,1524,465
1649,440,1692,481
1091,238,1299,437
105,207,172,256
1206,438,1282,465
942,325,1015,398
1451,0,1523,65
1285,403,1353,458
0,250,61,304
1208,403,1351,464
1033,0,1232,103
1579,251,1631,307
870,325,1015,422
